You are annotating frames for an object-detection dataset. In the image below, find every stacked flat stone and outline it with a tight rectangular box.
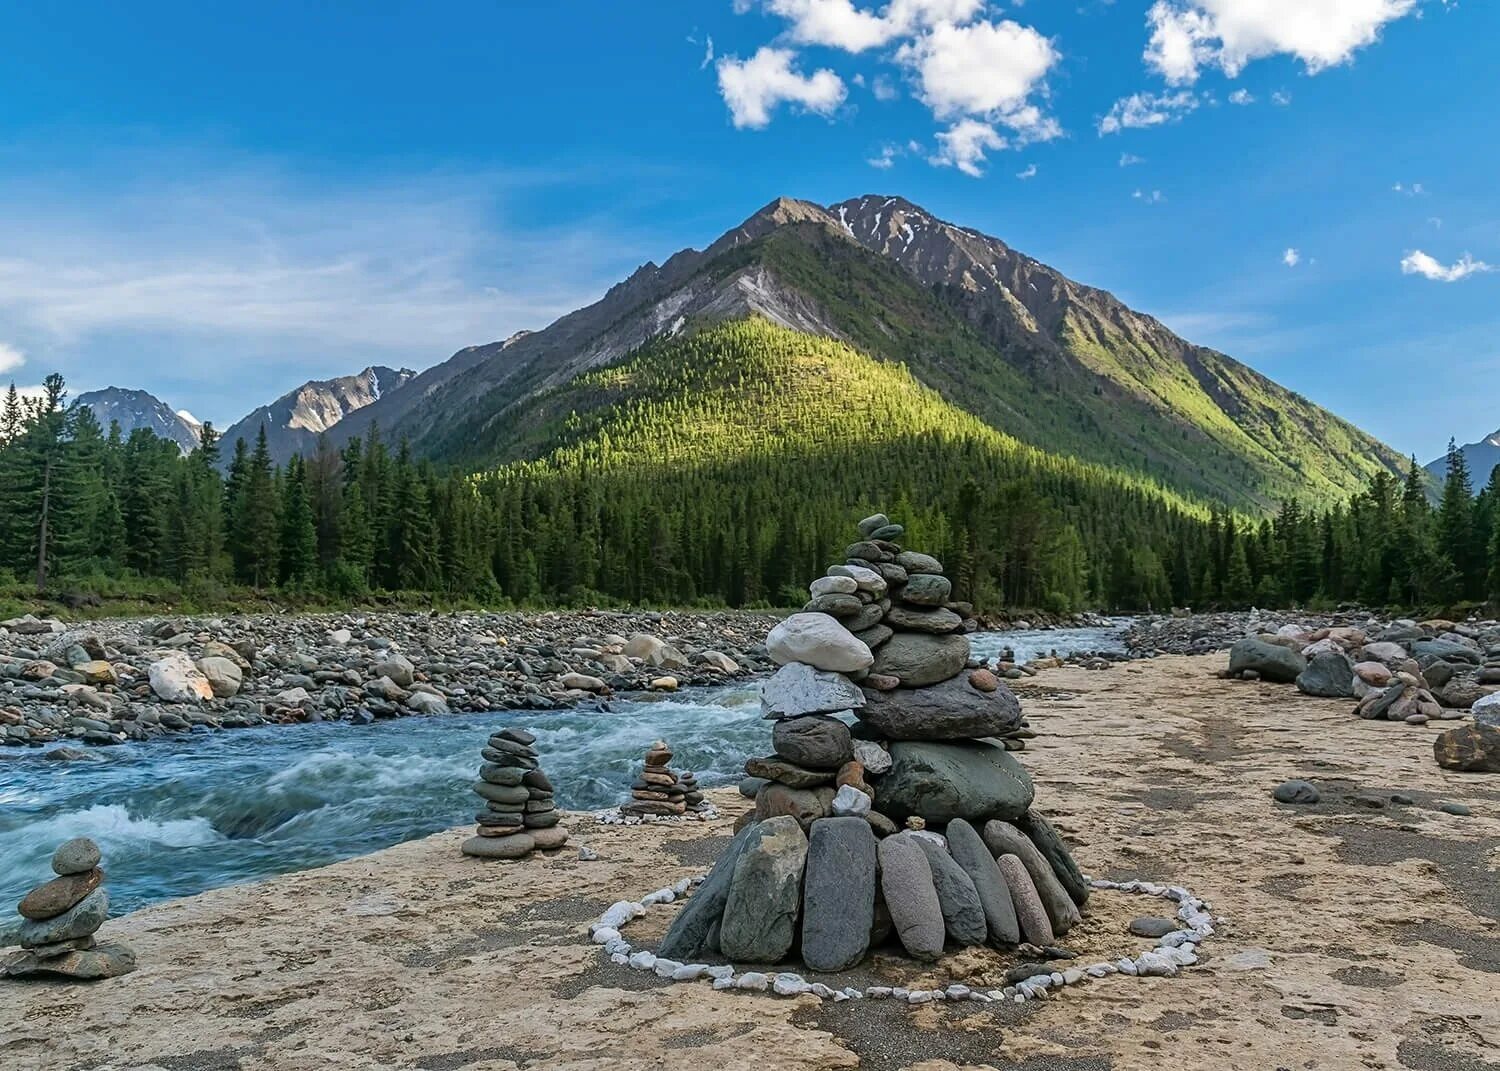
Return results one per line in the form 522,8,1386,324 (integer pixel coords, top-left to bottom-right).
659,512,1090,972
461,727,569,859
3,837,136,980
621,740,688,817
677,770,705,809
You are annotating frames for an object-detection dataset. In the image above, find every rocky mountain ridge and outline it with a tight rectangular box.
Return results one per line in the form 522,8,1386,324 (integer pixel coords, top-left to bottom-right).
72,388,202,455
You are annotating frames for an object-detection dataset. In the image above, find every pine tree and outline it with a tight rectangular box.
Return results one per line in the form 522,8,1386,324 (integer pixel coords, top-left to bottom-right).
278,454,317,586
233,426,280,587
1436,438,1477,601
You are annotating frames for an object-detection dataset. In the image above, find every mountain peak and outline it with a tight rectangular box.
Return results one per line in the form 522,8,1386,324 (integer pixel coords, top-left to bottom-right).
74,387,202,454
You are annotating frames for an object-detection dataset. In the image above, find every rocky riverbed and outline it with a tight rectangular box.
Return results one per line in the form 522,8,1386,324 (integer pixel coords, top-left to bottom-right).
2,653,1495,1071
0,610,779,750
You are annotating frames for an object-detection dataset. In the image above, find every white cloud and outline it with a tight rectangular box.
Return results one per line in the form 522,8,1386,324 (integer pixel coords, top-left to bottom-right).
871,74,899,100
1392,180,1426,195
701,35,716,69
1283,247,1301,267
1271,89,1293,105
1098,90,1199,134
756,0,986,51
867,143,900,168
716,47,847,129
1400,250,1493,283
1016,163,1038,179
896,19,1060,139
1119,152,1145,167
0,342,24,375
930,119,1007,177
1145,0,1418,84
1228,87,1255,104
1428,216,1443,229
1133,188,1167,204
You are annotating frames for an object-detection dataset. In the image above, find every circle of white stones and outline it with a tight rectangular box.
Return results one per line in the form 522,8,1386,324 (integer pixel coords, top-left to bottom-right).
588,876,1219,1005
592,804,722,827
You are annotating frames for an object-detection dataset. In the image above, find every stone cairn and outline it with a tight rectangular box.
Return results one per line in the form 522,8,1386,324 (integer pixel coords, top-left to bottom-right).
620,740,708,819
3,837,136,980
656,513,1089,971
462,727,570,859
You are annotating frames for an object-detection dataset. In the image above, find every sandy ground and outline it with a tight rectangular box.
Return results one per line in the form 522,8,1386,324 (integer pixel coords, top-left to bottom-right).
2,654,1498,1071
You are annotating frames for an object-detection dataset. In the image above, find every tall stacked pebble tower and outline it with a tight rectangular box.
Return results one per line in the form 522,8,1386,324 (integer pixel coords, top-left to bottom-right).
462,727,570,859
658,512,1090,971
3,837,136,980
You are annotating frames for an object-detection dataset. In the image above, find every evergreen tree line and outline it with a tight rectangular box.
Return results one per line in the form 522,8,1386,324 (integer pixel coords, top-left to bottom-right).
2,372,1497,614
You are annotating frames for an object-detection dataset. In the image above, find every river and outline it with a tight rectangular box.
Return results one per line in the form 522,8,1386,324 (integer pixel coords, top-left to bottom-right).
0,622,1126,920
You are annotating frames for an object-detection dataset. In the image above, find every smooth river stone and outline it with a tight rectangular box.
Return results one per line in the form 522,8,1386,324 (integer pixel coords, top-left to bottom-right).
760,662,865,718
18,868,104,921
473,781,530,805
898,573,952,606
16,888,109,947
883,605,963,634
877,834,945,961
461,833,535,859
745,755,836,788
810,575,858,597
982,821,1080,934
895,551,943,575
51,837,101,876
801,817,877,972
944,818,1019,945
2,941,136,980
766,613,873,674
772,714,854,770
996,854,1055,946
870,632,970,687
876,740,1034,824
909,835,988,946
1015,809,1090,907
857,673,1022,740
658,822,759,960
479,763,526,786
719,816,808,963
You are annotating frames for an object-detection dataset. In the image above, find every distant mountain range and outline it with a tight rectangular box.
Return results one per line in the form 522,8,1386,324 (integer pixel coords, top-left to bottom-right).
73,388,203,455
1426,429,1500,490
74,194,1409,510
218,365,416,463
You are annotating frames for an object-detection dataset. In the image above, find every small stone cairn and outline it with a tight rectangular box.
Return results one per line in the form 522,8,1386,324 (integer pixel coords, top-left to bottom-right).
3,837,136,980
462,727,570,859
657,513,1089,971
622,739,688,817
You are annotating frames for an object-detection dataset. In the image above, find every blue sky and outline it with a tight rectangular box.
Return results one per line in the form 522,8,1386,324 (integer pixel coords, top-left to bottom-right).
0,0,1493,462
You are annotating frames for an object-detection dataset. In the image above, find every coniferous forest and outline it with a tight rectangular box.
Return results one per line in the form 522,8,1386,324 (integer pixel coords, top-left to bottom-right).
4,323,1498,618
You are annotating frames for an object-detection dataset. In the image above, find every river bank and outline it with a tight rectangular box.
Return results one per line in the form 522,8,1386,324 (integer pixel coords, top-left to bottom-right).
3,653,1495,1071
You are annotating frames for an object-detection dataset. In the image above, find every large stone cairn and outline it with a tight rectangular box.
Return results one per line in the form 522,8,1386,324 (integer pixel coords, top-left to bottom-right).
621,739,705,817
462,727,570,859
658,513,1088,971
3,837,136,980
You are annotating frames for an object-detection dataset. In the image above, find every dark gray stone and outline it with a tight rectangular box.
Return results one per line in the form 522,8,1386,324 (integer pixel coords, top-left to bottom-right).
772,715,854,770
944,818,1019,945
719,816,809,963
883,605,963,634
876,740,1034,824
2,941,136,980
857,674,1022,741
16,888,108,947
1411,640,1480,665
1015,809,1090,907
910,835,988,946
1272,779,1321,804
899,573,951,606
51,837,100,877
981,821,1079,934
1296,651,1355,698
1129,917,1178,938
1227,638,1307,683
658,822,759,960
800,817,877,972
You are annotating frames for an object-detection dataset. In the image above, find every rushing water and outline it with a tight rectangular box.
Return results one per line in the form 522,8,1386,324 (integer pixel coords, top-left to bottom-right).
0,624,1125,920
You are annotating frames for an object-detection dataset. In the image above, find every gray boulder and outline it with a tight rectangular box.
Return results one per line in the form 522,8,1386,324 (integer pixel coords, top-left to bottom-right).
876,740,1034,824
800,817,877,972
877,835,944,960
719,816,809,963
16,888,108,947
1412,639,1481,665
1228,637,1307,683
870,632,970,687
772,715,854,769
910,835,988,946
658,822,758,960
857,674,1022,740
1296,650,1355,698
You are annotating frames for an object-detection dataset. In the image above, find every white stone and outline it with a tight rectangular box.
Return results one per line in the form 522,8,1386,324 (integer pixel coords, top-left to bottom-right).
831,784,871,817
628,951,656,970
590,927,620,945
773,973,811,995
328,628,352,645
672,964,708,981
735,972,769,991
852,740,891,775
1472,691,1500,716
765,614,873,673
653,958,684,978
706,965,735,980
148,652,214,703
829,564,888,596
599,901,640,928
559,672,607,693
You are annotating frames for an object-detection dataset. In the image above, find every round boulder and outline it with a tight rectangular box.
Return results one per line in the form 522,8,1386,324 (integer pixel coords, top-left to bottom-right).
772,715,854,769
857,674,1021,740
720,816,809,963
1227,637,1307,684
870,632,970,687
876,740,1034,824
766,614,874,674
